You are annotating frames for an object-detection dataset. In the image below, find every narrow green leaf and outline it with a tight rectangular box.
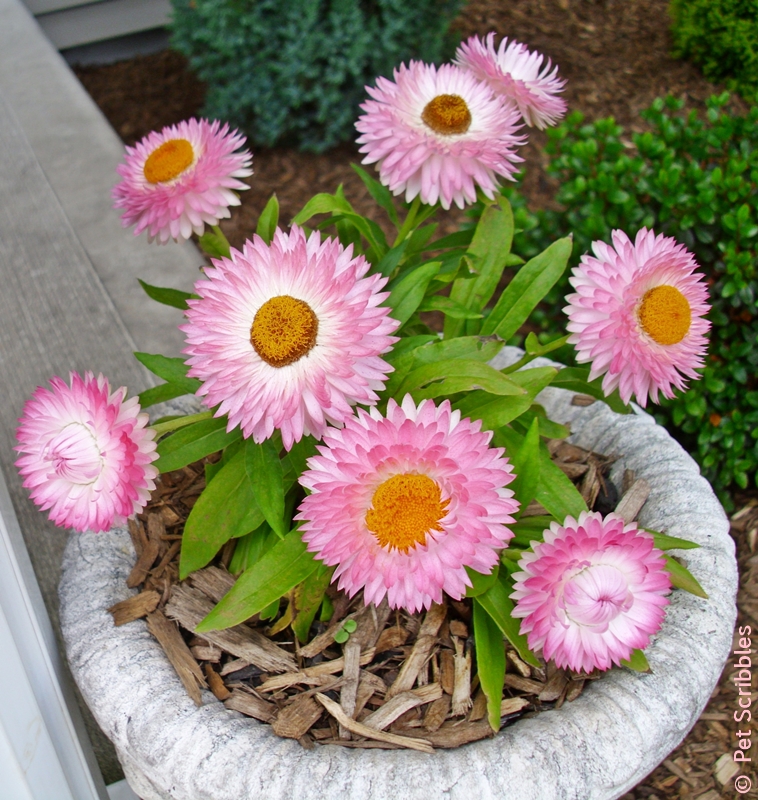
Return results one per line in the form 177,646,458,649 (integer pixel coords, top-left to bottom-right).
374,239,409,279
509,417,541,513
418,295,483,319
387,261,440,327
138,381,193,408
454,392,534,431
507,366,559,399
138,280,196,310
621,648,651,672
550,367,632,415
228,524,278,575
245,438,286,538
426,229,474,250
134,353,201,394
512,405,571,440
472,600,507,732
291,192,352,226
256,194,279,243
397,359,526,400
351,164,398,226
481,237,572,340
509,516,554,547
465,564,500,598
155,417,242,473
477,574,541,668
445,196,515,339
179,449,265,578
198,226,231,259
329,212,388,261
665,556,708,598
292,563,333,644
196,530,318,632
646,530,700,550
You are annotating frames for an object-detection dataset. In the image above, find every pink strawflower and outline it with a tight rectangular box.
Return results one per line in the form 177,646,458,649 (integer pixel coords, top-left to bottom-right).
455,33,567,129
112,118,253,244
511,511,671,673
564,228,711,407
296,396,519,613
181,225,399,450
15,372,158,533
356,61,524,210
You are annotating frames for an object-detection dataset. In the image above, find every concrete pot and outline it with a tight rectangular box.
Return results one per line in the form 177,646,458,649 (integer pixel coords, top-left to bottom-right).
59,351,738,800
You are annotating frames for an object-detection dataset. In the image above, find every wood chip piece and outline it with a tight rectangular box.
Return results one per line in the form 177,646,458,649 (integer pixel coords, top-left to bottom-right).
314,693,434,753
374,626,409,654
424,694,451,732
615,478,651,523
538,670,569,702
203,663,231,701
272,694,323,740
387,603,446,698
571,394,596,406
257,649,377,693
503,674,545,694
354,671,387,718
468,690,487,722
439,649,456,695
713,752,741,786
339,640,361,739
108,590,160,626
363,684,442,731
190,644,222,662
146,610,206,705
500,697,529,717
506,650,531,678
224,689,276,723
565,679,585,702
451,638,472,716
189,566,236,604
423,719,494,748
126,537,160,588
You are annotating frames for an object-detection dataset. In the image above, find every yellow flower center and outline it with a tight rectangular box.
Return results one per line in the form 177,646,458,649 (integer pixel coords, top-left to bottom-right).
637,285,691,345
143,138,194,184
365,473,449,553
421,94,472,135
250,295,319,368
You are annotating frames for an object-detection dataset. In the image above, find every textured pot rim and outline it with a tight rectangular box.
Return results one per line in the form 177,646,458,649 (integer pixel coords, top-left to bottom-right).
59,349,738,800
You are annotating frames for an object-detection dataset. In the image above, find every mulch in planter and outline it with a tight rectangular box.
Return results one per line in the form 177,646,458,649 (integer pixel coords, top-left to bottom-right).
109,395,662,752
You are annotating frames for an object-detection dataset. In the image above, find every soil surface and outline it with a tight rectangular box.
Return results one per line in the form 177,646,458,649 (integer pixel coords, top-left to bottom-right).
72,1,756,797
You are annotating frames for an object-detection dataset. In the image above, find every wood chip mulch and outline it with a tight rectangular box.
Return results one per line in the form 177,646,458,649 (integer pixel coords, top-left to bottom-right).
108,409,671,753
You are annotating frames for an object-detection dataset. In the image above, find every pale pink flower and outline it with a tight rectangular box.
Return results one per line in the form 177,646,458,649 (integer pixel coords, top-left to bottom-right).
181,225,399,450
564,228,711,407
296,396,519,613
356,61,524,210
455,33,567,129
15,372,158,533
112,118,252,244
511,511,671,673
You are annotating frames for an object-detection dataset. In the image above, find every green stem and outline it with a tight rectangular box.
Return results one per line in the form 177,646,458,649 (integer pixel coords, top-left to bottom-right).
198,225,232,259
502,334,571,374
392,197,421,247
151,410,213,436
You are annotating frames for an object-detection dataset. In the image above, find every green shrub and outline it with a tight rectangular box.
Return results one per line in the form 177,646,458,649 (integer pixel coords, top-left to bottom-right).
670,0,758,98
499,94,758,505
169,0,463,153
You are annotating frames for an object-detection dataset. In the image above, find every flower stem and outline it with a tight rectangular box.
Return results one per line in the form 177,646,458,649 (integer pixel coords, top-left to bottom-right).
501,334,571,374
392,197,422,247
151,410,213,436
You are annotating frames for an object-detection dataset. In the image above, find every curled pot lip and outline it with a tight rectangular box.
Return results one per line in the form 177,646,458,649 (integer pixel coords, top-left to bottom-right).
59,348,737,800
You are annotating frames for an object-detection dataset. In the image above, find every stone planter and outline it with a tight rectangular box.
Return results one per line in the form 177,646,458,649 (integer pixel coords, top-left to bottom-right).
58,351,738,800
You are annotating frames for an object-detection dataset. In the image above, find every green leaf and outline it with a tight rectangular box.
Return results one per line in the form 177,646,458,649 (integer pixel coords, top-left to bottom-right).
179,449,265,578
198,226,231,259
665,555,708,598
646,530,700,550
397,359,526,400
245,438,286,538
477,574,541,668
196,530,318,632
549,367,632,415
481,237,572,340
621,648,651,672
351,164,398,226
155,417,243,473
330,212,388,261
138,381,194,409
509,417,541,513
445,196,515,339
512,405,570,440
509,516,554,547
292,564,333,643
472,600,507,732
387,261,441,327
256,194,279,243
134,353,201,394
374,239,409,279
291,191,353,226
465,564,500,598
228,524,278,575
418,295,483,319
138,280,196,310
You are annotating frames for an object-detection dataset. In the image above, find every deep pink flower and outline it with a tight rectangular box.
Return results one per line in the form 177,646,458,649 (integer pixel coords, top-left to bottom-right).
112,118,252,244
296,396,519,613
181,225,399,450
15,372,158,533
511,511,671,673
356,61,524,210
564,228,711,407
455,33,567,129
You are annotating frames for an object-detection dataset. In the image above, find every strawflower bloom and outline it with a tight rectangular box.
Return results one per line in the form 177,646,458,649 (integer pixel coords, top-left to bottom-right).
15,372,158,533
564,228,710,407
182,225,399,449
455,33,567,129
112,118,253,244
296,396,519,613
356,61,524,210
511,511,671,673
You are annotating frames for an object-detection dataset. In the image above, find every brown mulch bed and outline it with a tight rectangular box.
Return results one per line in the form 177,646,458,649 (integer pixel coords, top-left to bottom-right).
72,0,755,795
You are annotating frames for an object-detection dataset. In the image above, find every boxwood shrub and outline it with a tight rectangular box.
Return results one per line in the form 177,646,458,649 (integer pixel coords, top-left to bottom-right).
498,94,758,505
169,0,463,152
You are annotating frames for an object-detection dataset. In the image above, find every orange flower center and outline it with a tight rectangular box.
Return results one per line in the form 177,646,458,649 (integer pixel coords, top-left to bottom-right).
250,295,318,368
637,285,691,345
365,473,449,553
143,138,194,184
421,94,472,135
